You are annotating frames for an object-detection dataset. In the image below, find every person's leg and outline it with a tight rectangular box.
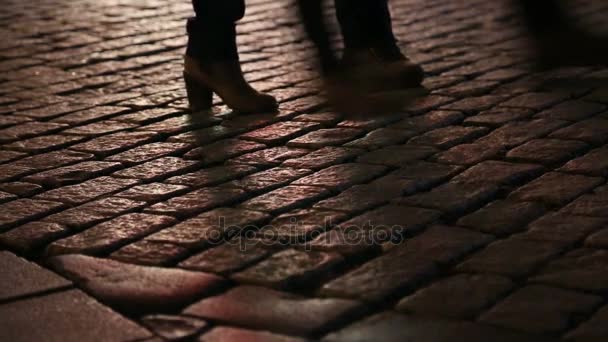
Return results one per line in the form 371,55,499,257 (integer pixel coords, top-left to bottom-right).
334,0,424,88
335,0,397,53
184,0,277,113
515,0,608,67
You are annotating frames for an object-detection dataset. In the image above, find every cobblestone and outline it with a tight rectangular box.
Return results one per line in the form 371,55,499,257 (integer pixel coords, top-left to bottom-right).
50,254,225,312
479,285,601,335
3,0,608,339
184,286,361,336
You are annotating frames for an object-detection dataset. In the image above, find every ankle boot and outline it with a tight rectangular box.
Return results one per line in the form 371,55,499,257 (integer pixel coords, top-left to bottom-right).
183,55,277,113
184,18,277,113
341,45,424,92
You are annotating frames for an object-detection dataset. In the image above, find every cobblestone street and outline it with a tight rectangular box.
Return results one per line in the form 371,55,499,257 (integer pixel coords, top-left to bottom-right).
2,0,608,340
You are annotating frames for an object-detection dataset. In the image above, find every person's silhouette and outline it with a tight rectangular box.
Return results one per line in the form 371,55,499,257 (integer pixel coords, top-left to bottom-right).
517,0,608,68
184,0,425,114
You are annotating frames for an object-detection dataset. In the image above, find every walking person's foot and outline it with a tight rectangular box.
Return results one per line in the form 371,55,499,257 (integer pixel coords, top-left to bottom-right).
340,44,425,92
183,55,277,113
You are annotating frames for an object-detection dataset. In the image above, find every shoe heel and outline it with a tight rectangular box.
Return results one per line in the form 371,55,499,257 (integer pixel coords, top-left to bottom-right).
184,72,213,110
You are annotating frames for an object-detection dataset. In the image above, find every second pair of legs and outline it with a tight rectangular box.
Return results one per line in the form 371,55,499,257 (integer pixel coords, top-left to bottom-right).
184,0,425,113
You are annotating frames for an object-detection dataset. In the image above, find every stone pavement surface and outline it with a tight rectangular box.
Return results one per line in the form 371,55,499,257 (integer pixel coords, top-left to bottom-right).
2,0,608,340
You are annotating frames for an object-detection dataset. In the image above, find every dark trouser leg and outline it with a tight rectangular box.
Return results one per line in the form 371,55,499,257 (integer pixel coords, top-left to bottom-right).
517,0,568,35
335,0,398,50
187,0,245,62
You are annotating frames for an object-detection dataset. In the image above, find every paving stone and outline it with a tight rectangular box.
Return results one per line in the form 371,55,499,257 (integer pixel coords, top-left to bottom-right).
463,108,533,127
323,312,544,342
531,248,608,292
477,119,568,148
559,146,608,176
184,286,361,336
103,107,179,124
560,192,608,217
141,314,207,341
110,240,190,266
550,118,608,145
456,238,565,278
287,128,363,148
0,181,43,197
391,110,464,132
534,100,606,121
0,251,71,301
291,163,386,191
282,146,362,170
113,156,199,181
442,95,507,113
258,208,346,244
479,285,601,334
227,146,309,167
200,327,306,342
586,227,608,248
310,205,441,255
0,121,68,142
23,161,123,186
46,213,176,256
402,95,455,113
294,111,342,125
0,190,17,203
356,144,438,167
52,106,130,125
520,212,608,245
397,274,514,319
43,196,146,229
63,120,136,136
166,164,257,188
507,138,589,165
398,182,497,215
408,125,488,149
452,160,543,187
432,142,504,165
5,134,86,153
0,289,151,342
239,185,330,214
509,172,603,207
0,198,65,230
565,305,608,340
344,128,417,150
232,249,343,289
11,149,94,172
105,142,191,165
501,92,567,110
229,167,311,193
436,80,499,97
145,186,246,217
0,150,26,164
386,224,493,264
35,176,139,205
240,121,320,145
114,182,189,202
138,115,219,135
180,237,271,275
0,221,69,254
71,131,156,156
184,139,265,164
168,124,242,144
49,254,225,312
313,183,401,214
145,208,270,249
320,249,437,302
457,200,546,236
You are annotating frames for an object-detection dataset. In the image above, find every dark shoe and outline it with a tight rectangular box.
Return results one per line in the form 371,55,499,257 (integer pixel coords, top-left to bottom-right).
341,46,425,91
183,55,277,113
323,69,427,116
